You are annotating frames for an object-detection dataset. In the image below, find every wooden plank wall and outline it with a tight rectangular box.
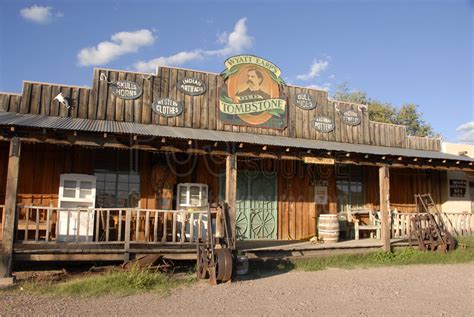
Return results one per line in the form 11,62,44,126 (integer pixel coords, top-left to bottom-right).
362,165,444,213
0,67,441,152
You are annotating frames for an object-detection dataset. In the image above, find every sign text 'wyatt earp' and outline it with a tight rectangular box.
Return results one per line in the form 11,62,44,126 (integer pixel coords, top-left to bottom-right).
312,116,335,133
177,77,207,96
151,98,183,117
111,80,142,100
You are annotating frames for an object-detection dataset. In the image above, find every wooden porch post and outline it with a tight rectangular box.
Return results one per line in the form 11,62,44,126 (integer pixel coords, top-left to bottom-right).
225,153,237,248
379,164,391,252
0,137,21,283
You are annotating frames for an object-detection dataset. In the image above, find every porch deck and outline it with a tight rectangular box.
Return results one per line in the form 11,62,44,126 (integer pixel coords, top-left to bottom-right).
237,238,408,259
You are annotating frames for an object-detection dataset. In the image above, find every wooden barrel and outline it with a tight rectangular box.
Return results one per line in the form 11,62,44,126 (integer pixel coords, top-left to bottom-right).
318,214,339,243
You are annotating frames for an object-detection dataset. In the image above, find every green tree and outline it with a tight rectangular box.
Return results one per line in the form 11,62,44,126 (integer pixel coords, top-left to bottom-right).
332,83,436,137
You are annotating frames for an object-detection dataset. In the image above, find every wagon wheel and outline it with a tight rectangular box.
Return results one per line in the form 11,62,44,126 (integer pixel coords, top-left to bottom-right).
251,210,275,239
440,229,456,252
196,246,209,279
215,248,233,282
236,212,248,240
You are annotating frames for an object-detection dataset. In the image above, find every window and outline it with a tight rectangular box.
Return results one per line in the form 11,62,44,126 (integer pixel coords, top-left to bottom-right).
336,165,365,213
59,175,96,204
93,149,141,208
177,183,208,208
95,171,140,208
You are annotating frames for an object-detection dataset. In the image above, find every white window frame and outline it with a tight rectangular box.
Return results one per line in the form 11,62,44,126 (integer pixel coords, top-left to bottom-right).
58,174,97,206
177,183,208,208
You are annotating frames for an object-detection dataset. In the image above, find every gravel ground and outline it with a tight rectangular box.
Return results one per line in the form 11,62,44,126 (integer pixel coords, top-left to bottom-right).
1,263,473,316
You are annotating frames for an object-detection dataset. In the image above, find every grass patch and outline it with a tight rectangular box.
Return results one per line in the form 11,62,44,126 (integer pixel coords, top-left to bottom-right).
293,236,474,272
14,266,196,298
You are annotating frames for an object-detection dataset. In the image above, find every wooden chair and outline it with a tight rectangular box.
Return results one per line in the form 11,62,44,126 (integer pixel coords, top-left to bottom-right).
348,208,381,240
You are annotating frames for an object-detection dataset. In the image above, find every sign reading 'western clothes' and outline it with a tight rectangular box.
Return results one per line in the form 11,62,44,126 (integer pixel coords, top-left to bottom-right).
449,179,467,197
312,116,334,133
177,77,207,96
219,55,287,129
341,110,361,126
152,98,183,117
294,92,316,110
111,80,142,100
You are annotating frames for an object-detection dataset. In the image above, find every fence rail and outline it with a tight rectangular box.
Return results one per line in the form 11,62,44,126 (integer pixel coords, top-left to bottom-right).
15,206,220,244
391,211,473,238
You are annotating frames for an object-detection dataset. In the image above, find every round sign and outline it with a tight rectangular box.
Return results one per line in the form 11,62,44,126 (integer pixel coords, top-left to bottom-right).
151,98,183,117
177,77,207,96
312,116,335,133
294,92,316,110
341,110,361,126
111,80,142,100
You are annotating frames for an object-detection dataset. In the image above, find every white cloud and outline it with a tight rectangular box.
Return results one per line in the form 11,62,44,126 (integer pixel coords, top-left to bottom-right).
134,17,252,73
306,83,331,92
456,121,474,144
77,29,155,66
20,5,52,24
296,59,329,81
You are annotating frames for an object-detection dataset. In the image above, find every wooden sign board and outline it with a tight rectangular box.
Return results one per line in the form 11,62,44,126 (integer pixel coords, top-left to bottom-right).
177,77,207,96
312,116,335,133
111,80,142,99
219,55,287,129
303,157,335,165
294,92,316,110
449,179,467,197
341,110,361,126
151,98,183,117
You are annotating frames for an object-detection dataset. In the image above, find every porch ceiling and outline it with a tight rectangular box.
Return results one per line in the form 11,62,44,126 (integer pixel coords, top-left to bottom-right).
0,111,472,163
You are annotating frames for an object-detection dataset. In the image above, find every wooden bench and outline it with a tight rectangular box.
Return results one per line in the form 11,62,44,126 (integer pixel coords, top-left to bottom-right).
348,209,381,240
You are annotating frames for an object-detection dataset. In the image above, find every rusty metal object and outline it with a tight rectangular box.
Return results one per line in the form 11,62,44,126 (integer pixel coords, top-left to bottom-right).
195,203,233,284
409,213,456,252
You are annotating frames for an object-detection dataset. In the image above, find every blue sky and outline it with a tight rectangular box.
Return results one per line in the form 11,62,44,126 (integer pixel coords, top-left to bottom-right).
0,0,472,143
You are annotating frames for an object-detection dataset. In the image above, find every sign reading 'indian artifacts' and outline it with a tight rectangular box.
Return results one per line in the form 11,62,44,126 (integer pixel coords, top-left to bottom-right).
111,80,142,100
219,55,287,129
341,110,361,126
449,179,467,197
312,116,335,133
151,98,183,117
177,77,207,96
294,92,316,110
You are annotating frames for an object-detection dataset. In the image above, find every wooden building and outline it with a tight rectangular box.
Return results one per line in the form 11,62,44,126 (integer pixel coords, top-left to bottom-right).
0,55,473,279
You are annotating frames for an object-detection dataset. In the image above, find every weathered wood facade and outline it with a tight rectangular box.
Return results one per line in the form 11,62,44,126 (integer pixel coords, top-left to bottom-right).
0,59,472,277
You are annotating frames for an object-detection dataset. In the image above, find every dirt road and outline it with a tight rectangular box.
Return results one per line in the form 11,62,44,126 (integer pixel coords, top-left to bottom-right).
1,264,473,316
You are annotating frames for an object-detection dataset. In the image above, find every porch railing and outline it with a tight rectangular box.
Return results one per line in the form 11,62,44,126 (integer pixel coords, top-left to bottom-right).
15,206,220,244
391,211,473,238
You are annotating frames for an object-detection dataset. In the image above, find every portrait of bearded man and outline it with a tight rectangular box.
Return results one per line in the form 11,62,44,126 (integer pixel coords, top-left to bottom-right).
236,68,270,102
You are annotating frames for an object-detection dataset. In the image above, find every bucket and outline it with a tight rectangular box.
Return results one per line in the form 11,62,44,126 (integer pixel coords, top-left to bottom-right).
235,255,249,275
318,214,339,243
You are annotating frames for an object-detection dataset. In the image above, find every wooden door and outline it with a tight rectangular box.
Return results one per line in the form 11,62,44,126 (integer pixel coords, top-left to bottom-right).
236,171,277,240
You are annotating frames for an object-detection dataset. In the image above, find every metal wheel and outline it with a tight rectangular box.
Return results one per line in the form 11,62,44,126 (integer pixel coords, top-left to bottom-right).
251,210,275,239
196,246,209,279
215,248,233,283
440,229,456,252
236,212,248,240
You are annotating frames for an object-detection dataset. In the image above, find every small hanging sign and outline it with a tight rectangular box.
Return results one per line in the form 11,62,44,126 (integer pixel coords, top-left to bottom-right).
314,180,328,205
312,116,334,133
449,179,467,197
177,77,207,96
111,80,142,100
294,92,316,110
341,110,361,126
151,98,183,117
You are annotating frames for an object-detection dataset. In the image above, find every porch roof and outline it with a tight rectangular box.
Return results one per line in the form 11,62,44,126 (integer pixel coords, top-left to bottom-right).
0,111,472,163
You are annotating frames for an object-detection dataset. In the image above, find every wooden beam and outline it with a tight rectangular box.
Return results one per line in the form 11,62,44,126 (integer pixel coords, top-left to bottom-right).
0,137,21,280
379,164,391,252
225,153,237,249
